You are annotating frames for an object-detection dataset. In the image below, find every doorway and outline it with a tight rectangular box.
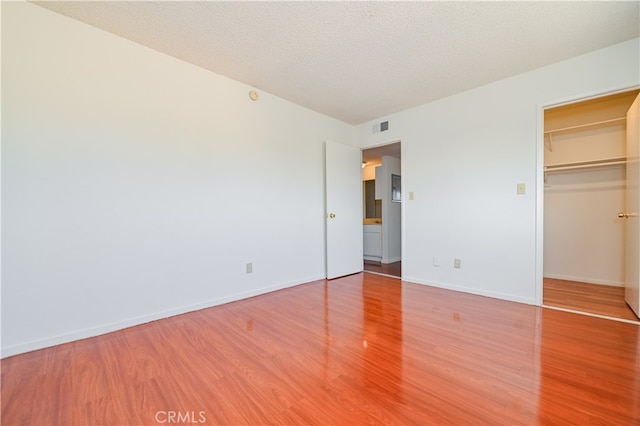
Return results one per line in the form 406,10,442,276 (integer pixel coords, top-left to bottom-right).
542,89,640,322
361,142,402,278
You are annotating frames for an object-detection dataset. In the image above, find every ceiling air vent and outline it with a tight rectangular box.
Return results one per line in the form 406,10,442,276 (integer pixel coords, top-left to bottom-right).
372,120,389,133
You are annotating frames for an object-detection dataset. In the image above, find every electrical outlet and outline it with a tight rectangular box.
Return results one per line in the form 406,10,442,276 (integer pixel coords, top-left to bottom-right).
246,263,253,274
454,258,461,269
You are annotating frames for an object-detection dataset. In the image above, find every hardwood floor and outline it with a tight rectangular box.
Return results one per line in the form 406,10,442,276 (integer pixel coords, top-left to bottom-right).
363,260,401,277
2,273,639,425
544,277,640,322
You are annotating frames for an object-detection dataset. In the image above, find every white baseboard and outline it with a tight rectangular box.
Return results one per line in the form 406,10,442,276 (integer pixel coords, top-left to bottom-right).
543,273,624,287
363,255,382,262
1,274,325,358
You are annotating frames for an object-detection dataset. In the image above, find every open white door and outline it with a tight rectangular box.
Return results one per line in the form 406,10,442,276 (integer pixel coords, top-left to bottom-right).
325,140,363,279
623,94,640,318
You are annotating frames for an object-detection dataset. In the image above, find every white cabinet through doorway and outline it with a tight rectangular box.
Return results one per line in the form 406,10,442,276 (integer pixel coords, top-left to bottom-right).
363,224,382,261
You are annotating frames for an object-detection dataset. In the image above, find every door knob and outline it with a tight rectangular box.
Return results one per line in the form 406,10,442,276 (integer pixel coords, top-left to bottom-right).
329,213,336,219
618,212,638,218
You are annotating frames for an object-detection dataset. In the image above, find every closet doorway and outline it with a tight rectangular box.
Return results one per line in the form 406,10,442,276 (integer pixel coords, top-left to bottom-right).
362,142,402,278
543,89,640,322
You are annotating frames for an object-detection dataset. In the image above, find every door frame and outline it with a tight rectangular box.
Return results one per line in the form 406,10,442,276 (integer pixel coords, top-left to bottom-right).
535,85,640,306
361,139,403,275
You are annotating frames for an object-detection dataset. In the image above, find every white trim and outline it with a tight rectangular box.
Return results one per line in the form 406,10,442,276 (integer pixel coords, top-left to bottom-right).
361,138,402,152
363,270,401,279
542,305,639,325
1,275,325,358
535,102,545,307
400,141,405,288
543,273,624,287
535,84,640,307
539,86,640,111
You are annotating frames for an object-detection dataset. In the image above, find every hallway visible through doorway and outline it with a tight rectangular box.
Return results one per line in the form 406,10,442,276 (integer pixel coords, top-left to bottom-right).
364,260,401,278
362,142,402,277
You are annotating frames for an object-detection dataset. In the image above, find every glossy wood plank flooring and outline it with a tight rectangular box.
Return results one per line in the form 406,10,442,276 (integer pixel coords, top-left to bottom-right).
363,260,401,277
2,273,639,425
544,277,640,322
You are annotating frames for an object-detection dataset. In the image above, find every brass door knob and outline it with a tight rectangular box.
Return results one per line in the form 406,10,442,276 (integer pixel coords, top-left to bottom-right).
329,213,336,219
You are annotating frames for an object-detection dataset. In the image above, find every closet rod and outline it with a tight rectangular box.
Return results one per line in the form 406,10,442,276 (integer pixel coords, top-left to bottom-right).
544,117,626,135
545,157,626,173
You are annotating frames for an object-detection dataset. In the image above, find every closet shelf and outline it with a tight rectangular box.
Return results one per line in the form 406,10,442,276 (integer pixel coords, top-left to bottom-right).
544,157,626,173
544,117,626,135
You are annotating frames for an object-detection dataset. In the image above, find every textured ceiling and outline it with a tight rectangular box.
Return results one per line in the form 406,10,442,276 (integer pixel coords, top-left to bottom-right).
34,1,640,125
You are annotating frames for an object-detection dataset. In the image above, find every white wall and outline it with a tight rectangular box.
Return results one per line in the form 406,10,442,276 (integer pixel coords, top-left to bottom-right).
356,38,640,304
544,168,625,286
380,156,401,263
1,2,355,357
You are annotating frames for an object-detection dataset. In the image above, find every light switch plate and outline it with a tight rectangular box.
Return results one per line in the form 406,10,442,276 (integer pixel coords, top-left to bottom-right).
517,183,526,195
